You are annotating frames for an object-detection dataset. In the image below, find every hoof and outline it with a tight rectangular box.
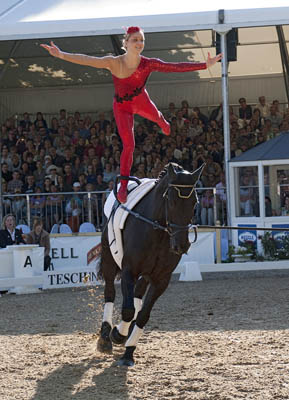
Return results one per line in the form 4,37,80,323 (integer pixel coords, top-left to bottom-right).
118,346,136,367
117,358,134,367
97,322,113,353
110,326,127,345
97,336,112,354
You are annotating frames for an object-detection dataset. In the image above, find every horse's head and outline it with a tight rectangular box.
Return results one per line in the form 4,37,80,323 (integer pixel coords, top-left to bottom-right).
163,163,204,255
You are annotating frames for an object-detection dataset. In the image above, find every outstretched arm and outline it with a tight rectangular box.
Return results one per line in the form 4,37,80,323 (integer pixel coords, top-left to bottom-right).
148,52,223,73
40,41,114,70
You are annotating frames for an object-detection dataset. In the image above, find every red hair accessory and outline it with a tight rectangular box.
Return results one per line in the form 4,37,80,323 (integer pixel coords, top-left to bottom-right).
126,26,141,35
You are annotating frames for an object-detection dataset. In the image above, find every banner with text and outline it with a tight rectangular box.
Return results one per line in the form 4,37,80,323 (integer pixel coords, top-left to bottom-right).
50,235,101,271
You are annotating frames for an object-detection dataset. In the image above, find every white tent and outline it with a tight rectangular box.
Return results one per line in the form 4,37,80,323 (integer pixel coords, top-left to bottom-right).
0,2,288,114
0,1,289,223
1,1,289,39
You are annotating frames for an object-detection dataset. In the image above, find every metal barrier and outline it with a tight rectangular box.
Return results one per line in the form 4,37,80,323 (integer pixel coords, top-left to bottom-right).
2,190,108,232
2,186,227,231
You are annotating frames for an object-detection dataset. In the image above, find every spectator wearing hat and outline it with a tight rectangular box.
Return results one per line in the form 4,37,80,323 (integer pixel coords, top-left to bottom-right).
46,164,61,186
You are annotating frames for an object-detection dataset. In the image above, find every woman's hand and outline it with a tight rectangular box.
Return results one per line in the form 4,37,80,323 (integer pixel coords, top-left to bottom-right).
206,52,223,68
40,41,62,58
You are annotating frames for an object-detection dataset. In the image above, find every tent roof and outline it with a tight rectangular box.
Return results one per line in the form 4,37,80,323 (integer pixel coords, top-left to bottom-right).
230,131,289,162
0,2,289,90
1,1,289,40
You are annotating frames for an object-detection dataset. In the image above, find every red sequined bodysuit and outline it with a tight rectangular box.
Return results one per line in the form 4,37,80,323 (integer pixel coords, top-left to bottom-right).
112,56,207,203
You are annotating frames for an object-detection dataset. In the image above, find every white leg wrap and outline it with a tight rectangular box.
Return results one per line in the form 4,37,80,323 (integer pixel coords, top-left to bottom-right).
133,298,142,320
125,325,143,347
102,302,113,327
117,321,131,336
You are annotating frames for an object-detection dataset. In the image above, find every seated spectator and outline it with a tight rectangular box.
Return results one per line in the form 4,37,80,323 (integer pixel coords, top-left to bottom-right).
265,196,273,217
1,163,12,183
43,177,52,193
34,111,47,129
203,155,222,180
49,146,65,167
46,184,63,226
266,105,283,130
49,117,59,135
46,165,61,186
11,154,21,172
272,99,282,116
19,112,32,131
239,174,254,216
281,195,289,216
255,96,270,119
59,108,67,127
30,187,46,217
62,164,77,191
238,97,252,124
25,217,51,271
33,160,46,187
200,189,214,226
23,175,36,194
7,171,23,193
103,162,116,183
1,146,12,170
165,102,177,121
77,173,87,191
65,182,83,232
209,103,223,122
97,111,111,131
86,165,98,186
0,214,26,248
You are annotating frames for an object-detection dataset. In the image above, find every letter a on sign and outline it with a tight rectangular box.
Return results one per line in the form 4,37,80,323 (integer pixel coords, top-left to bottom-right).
24,256,32,268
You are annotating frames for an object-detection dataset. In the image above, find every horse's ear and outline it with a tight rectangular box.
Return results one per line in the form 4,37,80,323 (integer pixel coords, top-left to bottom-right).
191,163,205,184
167,162,177,180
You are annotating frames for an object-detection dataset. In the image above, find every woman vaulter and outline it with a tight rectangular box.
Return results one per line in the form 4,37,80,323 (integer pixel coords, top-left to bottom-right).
41,27,222,203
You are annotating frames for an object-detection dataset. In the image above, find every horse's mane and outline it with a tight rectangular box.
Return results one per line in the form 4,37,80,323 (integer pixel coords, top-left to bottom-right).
155,162,184,185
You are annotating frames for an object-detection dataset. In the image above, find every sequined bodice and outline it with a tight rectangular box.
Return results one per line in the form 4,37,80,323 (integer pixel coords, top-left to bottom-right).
112,56,206,103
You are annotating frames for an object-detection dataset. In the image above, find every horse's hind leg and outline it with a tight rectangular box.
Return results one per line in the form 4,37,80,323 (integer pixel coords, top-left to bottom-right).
97,261,119,354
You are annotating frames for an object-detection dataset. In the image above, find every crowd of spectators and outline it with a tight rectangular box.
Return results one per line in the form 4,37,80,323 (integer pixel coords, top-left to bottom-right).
1,95,288,230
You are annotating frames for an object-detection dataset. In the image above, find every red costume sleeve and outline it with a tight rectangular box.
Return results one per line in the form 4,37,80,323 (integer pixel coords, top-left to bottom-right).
147,57,207,73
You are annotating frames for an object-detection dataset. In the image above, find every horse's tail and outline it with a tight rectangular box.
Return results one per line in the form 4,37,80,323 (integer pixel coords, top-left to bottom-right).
96,243,121,282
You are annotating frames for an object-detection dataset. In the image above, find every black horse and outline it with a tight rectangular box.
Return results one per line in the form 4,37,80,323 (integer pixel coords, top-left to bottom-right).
97,163,202,366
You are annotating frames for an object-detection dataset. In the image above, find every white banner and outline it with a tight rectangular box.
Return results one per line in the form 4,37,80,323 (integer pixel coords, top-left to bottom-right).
43,267,100,289
50,232,214,274
50,235,101,271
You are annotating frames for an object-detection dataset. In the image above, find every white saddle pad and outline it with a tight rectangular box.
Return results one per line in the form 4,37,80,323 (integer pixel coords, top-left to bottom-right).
104,178,156,268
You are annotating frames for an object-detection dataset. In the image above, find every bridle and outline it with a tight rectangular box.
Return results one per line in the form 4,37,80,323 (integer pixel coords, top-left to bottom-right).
162,183,198,243
120,180,198,243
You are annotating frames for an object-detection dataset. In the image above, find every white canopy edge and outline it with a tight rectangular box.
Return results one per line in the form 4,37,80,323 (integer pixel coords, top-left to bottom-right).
0,7,289,41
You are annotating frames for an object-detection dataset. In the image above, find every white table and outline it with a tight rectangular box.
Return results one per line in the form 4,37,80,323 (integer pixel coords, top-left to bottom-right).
0,245,44,294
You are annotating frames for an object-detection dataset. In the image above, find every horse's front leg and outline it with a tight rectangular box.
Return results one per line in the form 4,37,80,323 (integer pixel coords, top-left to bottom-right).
118,276,170,367
97,269,117,354
110,269,136,346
